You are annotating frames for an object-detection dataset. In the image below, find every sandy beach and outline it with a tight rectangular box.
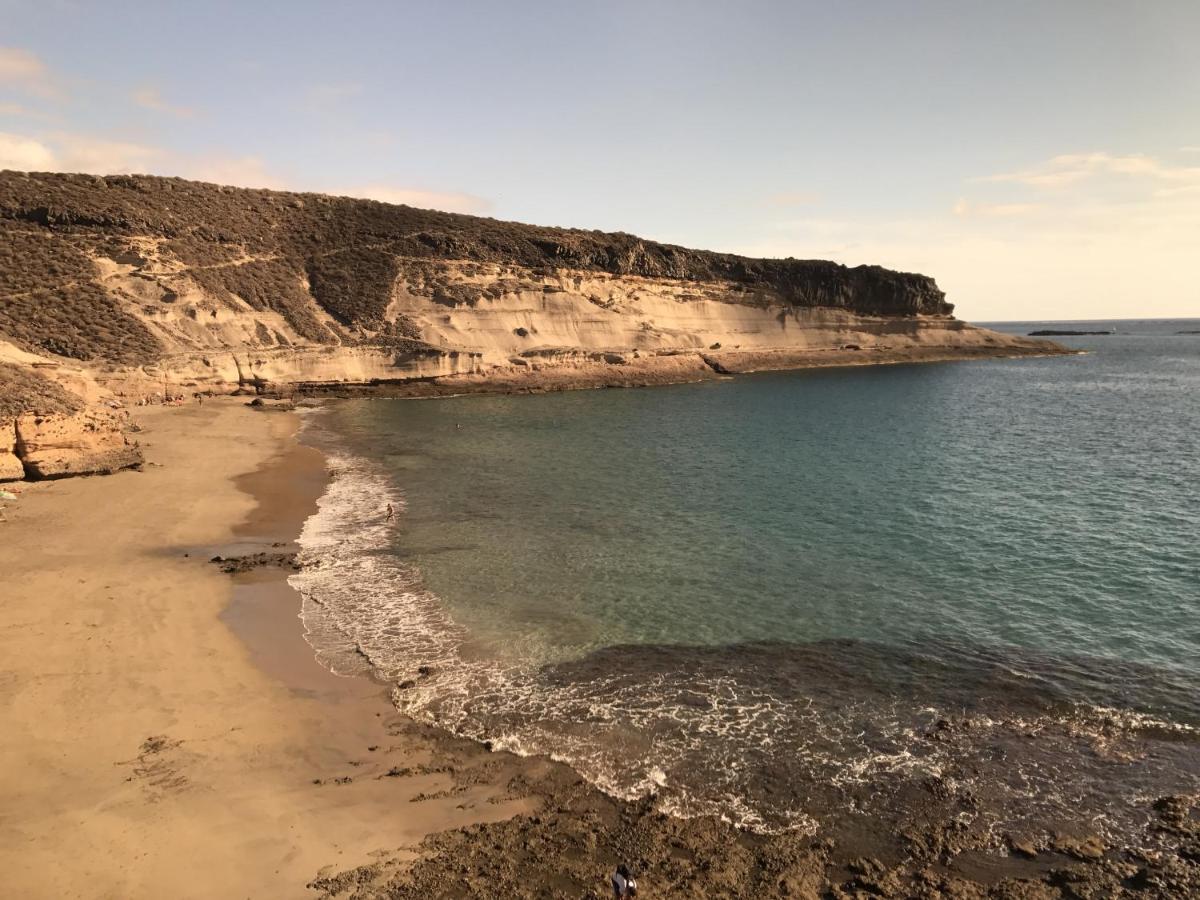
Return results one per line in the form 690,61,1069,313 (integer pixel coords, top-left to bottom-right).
0,400,534,898
2,396,1196,900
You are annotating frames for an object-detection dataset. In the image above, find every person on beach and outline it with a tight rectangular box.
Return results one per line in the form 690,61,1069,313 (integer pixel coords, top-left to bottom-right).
611,864,638,897
385,503,394,522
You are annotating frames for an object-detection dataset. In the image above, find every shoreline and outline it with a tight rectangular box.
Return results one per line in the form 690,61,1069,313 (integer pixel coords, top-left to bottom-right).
258,396,1200,899
2,394,1195,898
0,399,537,898
285,342,1076,401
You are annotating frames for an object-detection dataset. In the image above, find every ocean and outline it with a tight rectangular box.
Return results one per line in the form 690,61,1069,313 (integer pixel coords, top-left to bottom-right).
291,319,1200,845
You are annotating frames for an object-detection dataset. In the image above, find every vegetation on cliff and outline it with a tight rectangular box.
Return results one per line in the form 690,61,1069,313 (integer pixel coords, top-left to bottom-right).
0,171,952,364
0,221,162,363
0,361,84,418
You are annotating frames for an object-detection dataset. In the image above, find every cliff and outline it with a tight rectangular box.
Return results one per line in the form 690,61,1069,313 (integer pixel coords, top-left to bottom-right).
0,170,1064,478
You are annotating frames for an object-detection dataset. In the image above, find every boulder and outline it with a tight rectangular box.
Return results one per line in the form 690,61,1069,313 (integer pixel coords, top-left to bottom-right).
0,421,24,481
14,409,143,479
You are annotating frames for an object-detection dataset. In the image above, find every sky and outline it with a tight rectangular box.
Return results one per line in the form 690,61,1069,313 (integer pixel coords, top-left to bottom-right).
1,0,1197,321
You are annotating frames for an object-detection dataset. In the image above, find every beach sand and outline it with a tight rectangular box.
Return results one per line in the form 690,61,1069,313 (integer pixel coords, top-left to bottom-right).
0,400,533,898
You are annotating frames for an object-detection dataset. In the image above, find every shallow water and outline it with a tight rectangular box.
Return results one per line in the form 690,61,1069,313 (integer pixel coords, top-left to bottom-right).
292,318,1200,837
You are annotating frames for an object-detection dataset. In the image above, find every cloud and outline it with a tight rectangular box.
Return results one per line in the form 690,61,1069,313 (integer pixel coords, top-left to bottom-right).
978,152,1200,189
187,155,284,190
4,130,271,185
0,129,161,174
0,47,59,99
0,130,271,184
0,132,57,169
0,128,490,215
133,87,195,119
334,184,492,214
740,148,1200,321
51,133,165,173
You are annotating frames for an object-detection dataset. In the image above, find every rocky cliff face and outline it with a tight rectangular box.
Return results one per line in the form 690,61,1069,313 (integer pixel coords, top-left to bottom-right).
0,362,141,481
0,170,1063,478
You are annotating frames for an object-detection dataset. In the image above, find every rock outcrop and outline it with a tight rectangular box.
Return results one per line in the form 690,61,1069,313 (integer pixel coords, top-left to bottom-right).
0,420,23,481
0,359,136,480
13,409,142,480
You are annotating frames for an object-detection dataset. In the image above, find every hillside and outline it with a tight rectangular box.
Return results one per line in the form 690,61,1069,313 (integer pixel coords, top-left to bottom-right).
0,170,1064,479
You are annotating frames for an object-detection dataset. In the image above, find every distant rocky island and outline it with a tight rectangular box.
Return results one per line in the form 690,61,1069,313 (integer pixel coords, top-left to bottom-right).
1028,329,1114,336
0,171,1067,480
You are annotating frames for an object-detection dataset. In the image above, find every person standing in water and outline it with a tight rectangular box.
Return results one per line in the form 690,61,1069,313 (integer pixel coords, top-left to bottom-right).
385,503,394,522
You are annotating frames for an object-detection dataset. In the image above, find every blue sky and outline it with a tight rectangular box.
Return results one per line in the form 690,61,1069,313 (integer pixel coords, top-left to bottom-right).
2,0,1198,320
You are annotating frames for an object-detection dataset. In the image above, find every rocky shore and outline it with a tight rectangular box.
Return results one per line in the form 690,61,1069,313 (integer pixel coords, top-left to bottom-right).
308,715,1200,899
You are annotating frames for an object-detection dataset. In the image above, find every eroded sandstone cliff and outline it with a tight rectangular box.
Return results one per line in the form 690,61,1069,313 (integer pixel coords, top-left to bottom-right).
0,171,1064,478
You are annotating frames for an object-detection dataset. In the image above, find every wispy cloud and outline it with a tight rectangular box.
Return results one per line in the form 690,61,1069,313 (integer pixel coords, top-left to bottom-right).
188,155,284,190
0,101,57,121
977,152,1200,188
0,128,490,214
742,148,1200,321
0,47,60,99
0,130,286,186
26,132,165,173
333,184,491,215
133,87,195,119
0,129,189,176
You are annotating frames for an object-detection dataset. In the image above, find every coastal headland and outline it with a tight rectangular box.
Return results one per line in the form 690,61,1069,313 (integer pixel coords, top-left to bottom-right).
0,171,1069,481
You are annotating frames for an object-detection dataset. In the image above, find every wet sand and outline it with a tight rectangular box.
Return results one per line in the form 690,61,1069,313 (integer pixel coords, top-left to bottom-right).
1,397,1195,899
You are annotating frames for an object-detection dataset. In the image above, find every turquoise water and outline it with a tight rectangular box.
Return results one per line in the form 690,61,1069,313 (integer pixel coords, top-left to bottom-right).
295,319,1200,836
